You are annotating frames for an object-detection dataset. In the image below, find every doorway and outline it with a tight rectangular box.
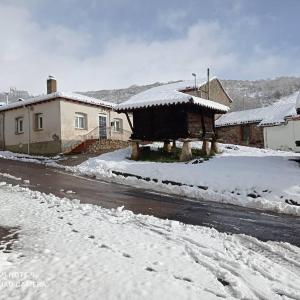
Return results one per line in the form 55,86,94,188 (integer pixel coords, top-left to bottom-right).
99,115,107,139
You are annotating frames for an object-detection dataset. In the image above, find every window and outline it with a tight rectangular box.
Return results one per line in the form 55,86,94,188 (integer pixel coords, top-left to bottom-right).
15,117,24,134
34,113,43,130
111,119,122,132
241,125,250,142
75,113,87,129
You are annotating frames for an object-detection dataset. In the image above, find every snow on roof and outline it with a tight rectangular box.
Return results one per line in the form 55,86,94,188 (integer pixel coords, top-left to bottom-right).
116,79,229,113
216,92,298,127
0,92,115,112
296,91,300,110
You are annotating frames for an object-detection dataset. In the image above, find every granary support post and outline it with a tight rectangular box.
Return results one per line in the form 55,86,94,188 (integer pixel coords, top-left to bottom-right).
172,140,177,152
163,140,172,153
202,139,210,156
210,135,219,155
131,140,140,160
180,140,192,162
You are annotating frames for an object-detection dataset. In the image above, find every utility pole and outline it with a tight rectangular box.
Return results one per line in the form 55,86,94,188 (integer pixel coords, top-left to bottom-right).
5,92,9,105
192,73,197,90
207,68,210,100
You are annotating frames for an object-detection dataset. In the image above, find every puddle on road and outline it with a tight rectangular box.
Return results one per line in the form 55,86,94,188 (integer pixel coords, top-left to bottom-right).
0,227,19,253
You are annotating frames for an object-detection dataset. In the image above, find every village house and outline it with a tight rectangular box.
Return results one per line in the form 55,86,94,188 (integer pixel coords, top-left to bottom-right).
0,77,132,155
215,92,300,152
116,76,230,160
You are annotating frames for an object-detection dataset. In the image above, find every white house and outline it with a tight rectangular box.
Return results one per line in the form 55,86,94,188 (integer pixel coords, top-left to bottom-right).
0,77,132,155
263,93,300,152
216,92,300,152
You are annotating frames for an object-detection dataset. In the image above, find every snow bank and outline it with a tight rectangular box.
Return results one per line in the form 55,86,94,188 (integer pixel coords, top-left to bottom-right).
0,151,63,167
0,182,299,299
73,143,300,216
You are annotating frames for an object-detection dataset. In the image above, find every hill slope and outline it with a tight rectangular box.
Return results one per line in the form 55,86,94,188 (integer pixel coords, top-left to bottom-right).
79,76,300,111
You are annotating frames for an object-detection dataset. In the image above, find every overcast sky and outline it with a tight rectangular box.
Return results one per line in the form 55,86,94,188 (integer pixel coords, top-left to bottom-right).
1,0,300,94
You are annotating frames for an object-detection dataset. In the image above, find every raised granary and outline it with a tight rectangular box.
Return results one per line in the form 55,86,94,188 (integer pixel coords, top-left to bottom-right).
116,78,230,160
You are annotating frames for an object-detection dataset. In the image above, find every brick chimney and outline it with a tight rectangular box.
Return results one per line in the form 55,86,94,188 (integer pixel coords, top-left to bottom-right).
47,75,57,94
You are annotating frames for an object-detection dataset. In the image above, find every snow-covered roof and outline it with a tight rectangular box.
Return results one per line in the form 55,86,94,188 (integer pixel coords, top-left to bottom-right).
296,91,300,110
0,92,115,112
216,92,298,127
116,79,229,113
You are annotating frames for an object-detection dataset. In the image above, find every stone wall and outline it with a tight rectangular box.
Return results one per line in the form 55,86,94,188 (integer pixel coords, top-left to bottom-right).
216,123,264,148
87,139,130,154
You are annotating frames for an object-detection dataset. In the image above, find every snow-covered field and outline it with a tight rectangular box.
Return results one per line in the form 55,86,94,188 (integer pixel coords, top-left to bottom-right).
72,143,300,216
0,182,299,300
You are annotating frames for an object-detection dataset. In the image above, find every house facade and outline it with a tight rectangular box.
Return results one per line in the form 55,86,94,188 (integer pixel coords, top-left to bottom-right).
0,77,132,155
216,92,300,152
182,77,233,108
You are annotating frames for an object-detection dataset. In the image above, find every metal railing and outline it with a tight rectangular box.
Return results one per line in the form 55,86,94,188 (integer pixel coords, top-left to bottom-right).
80,126,132,143
63,126,132,154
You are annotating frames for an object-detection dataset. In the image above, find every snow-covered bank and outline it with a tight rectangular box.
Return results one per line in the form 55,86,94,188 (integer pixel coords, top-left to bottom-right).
72,144,300,216
1,144,300,216
0,151,62,166
0,182,299,300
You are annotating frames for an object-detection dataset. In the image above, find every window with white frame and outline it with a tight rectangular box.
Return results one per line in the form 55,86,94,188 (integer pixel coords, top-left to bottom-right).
15,117,24,134
111,118,123,132
34,113,44,130
75,113,87,129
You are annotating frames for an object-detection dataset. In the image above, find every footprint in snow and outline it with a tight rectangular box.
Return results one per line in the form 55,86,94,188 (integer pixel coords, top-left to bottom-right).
145,267,156,272
174,275,193,282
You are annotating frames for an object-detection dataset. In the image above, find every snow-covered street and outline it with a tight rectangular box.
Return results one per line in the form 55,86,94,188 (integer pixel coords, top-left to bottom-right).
0,182,300,300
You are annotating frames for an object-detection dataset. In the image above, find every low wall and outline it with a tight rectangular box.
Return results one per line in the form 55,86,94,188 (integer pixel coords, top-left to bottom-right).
216,123,264,148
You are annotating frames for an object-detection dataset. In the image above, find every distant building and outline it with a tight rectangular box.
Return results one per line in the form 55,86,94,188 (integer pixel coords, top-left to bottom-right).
0,77,132,155
216,92,300,152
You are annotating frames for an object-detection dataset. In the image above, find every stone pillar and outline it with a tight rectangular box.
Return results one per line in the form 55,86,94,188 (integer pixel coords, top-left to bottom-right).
131,141,140,160
163,140,171,153
180,141,192,162
210,138,219,155
202,139,210,156
172,140,177,152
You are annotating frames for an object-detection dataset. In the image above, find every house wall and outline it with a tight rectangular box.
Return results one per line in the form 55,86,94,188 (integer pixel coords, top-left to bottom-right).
1,99,132,155
110,110,132,141
264,119,300,152
3,101,62,155
185,79,232,108
216,123,264,148
0,113,4,150
59,99,132,153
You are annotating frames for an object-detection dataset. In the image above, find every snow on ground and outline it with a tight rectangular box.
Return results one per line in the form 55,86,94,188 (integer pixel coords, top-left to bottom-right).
0,151,61,166
72,143,300,216
1,144,300,216
0,182,299,300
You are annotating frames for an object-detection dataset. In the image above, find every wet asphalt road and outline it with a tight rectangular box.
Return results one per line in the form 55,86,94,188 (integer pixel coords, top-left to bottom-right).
0,158,299,246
